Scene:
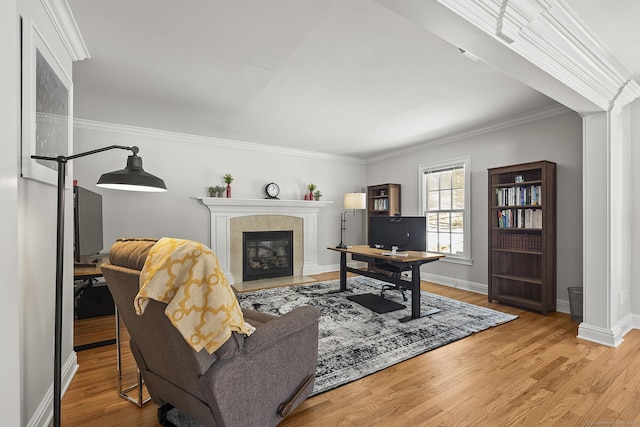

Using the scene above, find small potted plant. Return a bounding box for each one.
[223,173,234,197]
[307,183,316,200]
[313,190,322,201]
[208,185,225,197]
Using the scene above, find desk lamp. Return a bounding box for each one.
[336,192,366,248]
[32,145,166,427]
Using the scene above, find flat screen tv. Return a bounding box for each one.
[369,216,427,252]
[73,186,104,263]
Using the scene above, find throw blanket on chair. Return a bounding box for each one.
[135,237,255,354]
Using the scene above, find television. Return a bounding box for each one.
[369,216,427,252]
[73,186,104,263]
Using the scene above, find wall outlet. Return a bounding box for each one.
[619,289,628,306]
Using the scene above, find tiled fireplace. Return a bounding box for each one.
[243,230,293,281]
[197,198,332,285]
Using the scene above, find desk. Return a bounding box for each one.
[328,245,444,322]
[73,264,116,351]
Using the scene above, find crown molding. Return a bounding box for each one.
[73,118,366,164]
[437,0,640,110]
[366,104,572,163]
[41,0,90,61]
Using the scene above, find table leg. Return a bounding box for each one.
[400,263,421,323]
[340,252,347,292]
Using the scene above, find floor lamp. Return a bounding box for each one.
[32,145,166,427]
[336,192,366,248]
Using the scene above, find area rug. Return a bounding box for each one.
[167,277,516,425]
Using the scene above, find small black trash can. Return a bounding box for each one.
[568,287,583,322]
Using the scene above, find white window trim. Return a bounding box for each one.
[418,156,472,265]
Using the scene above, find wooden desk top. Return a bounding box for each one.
[74,264,103,278]
[328,245,444,263]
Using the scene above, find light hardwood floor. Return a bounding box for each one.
[65,273,640,426]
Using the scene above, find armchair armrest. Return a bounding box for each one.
[200,305,321,426]
[243,305,321,355]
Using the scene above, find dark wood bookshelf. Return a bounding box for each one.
[487,160,556,314]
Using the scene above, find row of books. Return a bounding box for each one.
[496,185,541,207]
[372,198,389,211]
[495,233,542,252]
[497,208,542,229]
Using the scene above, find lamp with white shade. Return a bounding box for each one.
[336,192,366,248]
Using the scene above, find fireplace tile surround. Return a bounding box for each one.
[197,198,332,286]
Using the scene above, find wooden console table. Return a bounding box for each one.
[328,245,444,322]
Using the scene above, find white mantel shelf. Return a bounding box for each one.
[196,197,333,284]
[197,197,333,212]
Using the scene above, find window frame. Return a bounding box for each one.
[418,156,472,265]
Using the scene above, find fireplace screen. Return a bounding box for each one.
[243,230,293,281]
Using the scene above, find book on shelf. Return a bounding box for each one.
[495,185,541,207]
[497,208,542,229]
[496,232,542,251]
[373,198,389,211]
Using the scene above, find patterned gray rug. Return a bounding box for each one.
[167,277,517,425]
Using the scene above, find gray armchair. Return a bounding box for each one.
[101,238,321,427]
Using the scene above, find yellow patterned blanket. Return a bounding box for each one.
[134,237,255,354]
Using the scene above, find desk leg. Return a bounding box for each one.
[400,263,422,323]
[340,252,347,292]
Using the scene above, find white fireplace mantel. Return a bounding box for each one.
[196,197,333,284]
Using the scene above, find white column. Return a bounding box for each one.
[579,106,633,347]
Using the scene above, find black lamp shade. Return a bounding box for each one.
[97,153,166,192]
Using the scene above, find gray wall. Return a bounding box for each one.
[73,122,368,268]
[366,110,583,305]
[74,109,583,311]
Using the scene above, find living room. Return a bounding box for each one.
[2,0,640,426]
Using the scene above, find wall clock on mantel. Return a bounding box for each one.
[264,182,280,199]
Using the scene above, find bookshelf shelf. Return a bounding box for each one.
[488,160,556,314]
[367,184,400,218]
[364,184,401,271]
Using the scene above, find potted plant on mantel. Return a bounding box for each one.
[223,173,234,198]
[208,185,225,197]
[307,183,316,200]
[313,190,322,201]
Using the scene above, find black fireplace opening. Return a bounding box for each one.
[243,230,293,282]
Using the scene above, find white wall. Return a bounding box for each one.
[72,123,367,268]
[17,0,78,425]
[366,110,583,307]
[1,0,23,425]
[631,99,640,320]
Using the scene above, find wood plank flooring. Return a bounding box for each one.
[64,273,640,426]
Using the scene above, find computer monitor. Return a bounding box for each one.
[73,186,104,263]
[368,216,427,252]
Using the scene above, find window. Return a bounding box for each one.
[419,157,471,264]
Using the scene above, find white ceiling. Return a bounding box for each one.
[69,0,639,159]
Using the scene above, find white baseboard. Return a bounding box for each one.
[29,352,78,427]
[419,272,487,295]
[577,323,624,348]
[315,267,614,321]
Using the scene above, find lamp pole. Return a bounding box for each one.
[32,145,165,427]
[336,210,348,249]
